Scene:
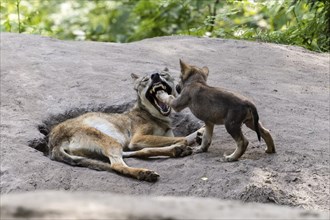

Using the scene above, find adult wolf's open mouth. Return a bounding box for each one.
[146,81,172,116]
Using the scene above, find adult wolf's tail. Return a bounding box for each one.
[50,145,112,171]
[250,104,261,141]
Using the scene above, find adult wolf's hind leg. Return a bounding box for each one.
[245,120,275,154]
[224,122,249,162]
[107,150,159,182]
[51,127,159,182]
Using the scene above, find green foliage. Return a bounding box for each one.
[1,0,329,52]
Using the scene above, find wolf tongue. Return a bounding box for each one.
[159,102,167,110]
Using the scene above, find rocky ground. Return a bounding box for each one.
[1,191,327,219]
[1,33,329,218]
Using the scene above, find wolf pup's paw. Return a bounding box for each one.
[137,170,160,182]
[223,154,239,162]
[265,147,276,154]
[156,91,169,102]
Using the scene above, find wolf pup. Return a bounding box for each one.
[157,60,275,161]
[48,68,202,182]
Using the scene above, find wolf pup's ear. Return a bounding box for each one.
[131,73,139,81]
[179,59,189,73]
[179,59,192,81]
[163,67,169,72]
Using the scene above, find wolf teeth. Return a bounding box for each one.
[152,84,166,93]
[154,100,170,114]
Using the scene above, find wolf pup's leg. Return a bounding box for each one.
[194,123,214,153]
[224,121,249,162]
[259,122,276,153]
[245,120,275,154]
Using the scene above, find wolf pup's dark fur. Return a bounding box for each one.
[157,60,275,161]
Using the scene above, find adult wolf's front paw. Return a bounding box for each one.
[195,130,204,146]
[137,170,160,182]
[173,145,193,157]
[193,146,208,154]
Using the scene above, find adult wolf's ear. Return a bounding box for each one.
[202,66,209,78]
[131,73,139,81]
[131,73,140,90]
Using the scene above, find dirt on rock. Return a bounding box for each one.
[1,33,329,212]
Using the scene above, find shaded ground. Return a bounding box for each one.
[1,33,329,211]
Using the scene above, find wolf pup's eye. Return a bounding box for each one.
[142,77,149,82]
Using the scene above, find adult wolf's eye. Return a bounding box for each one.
[160,73,169,79]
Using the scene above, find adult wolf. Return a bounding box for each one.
[48,68,202,182]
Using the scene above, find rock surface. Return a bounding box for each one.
[1,33,329,215]
[1,191,328,219]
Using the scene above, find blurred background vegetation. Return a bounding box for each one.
[1,0,329,52]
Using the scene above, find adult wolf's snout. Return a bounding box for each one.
[151,73,160,81]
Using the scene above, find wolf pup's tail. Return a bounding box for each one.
[250,104,261,142]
